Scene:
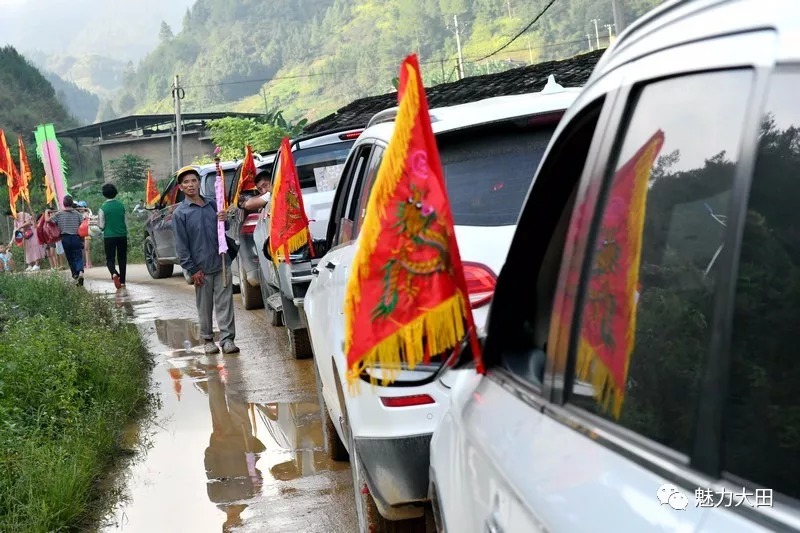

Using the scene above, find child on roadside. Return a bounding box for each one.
[0,245,13,272]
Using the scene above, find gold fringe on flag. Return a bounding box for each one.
[272,227,310,264]
[348,293,467,393]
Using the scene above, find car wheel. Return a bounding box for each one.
[144,236,174,279]
[239,258,263,310]
[314,361,349,461]
[322,398,348,461]
[287,327,312,359]
[259,277,283,326]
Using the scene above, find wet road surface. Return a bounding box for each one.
[85,265,357,533]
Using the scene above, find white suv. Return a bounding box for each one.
[430,1,800,532]
[304,85,579,530]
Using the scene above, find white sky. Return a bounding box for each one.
[0,0,194,62]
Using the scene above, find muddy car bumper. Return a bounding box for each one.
[354,434,432,515]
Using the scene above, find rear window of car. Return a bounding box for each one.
[439,120,557,226]
[203,169,238,198]
[293,141,355,191]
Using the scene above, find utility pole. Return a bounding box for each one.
[260,88,269,116]
[612,0,626,33]
[172,75,185,169]
[605,23,615,46]
[527,38,534,64]
[505,0,513,18]
[591,19,601,50]
[451,14,466,80]
[587,34,593,51]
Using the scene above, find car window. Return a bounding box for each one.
[488,101,604,387]
[329,144,372,247]
[569,70,753,455]
[203,169,237,200]
[354,145,385,237]
[294,141,354,191]
[725,70,800,500]
[438,119,557,227]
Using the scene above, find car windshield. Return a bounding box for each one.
[292,141,355,191]
[439,122,557,226]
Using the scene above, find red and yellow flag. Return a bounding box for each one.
[0,129,23,217]
[268,137,313,264]
[344,55,482,386]
[17,135,32,204]
[145,169,161,207]
[575,130,664,418]
[233,144,258,207]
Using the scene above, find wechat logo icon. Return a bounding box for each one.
[657,483,689,511]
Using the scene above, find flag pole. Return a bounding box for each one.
[214,156,228,288]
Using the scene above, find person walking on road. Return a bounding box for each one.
[47,195,85,285]
[98,183,128,289]
[172,167,240,354]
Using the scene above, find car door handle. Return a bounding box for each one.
[325,260,337,270]
[485,512,504,533]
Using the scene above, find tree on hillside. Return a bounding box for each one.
[159,22,174,44]
[206,117,290,160]
[105,154,151,192]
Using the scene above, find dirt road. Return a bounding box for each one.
[85,264,357,533]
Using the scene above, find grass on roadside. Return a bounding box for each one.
[0,273,151,532]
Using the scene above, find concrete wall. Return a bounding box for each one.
[99,132,214,182]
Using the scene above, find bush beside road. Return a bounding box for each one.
[0,274,151,532]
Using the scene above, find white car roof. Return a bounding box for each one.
[360,82,580,142]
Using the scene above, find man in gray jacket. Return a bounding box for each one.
[172,167,239,354]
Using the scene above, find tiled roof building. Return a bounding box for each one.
[304,49,604,134]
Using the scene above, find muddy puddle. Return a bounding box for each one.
[99,311,349,532]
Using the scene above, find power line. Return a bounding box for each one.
[180,37,586,92]
[474,0,559,62]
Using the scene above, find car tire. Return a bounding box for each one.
[260,277,283,326]
[312,354,348,461]
[323,400,348,461]
[239,258,264,310]
[287,327,312,359]
[144,235,174,279]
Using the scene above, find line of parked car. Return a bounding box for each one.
[143,1,800,531]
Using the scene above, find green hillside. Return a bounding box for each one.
[43,71,101,125]
[0,46,75,135]
[119,0,664,122]
[0,46,101,214]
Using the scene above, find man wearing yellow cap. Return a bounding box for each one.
[172,166,239,354]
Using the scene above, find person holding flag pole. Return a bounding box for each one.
[172,164,239,355]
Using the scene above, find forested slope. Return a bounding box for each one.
[119,0,663,121]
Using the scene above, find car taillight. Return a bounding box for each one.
[241,213,260,235]
[463,262,496,308]
[339,130,363,140]
[380,394,435,408]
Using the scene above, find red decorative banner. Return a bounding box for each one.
[344,55,482,387]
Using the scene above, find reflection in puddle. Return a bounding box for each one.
[102,317,346,532]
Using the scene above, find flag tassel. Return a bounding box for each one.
[272,227,309,264]
[348,292,467,391]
